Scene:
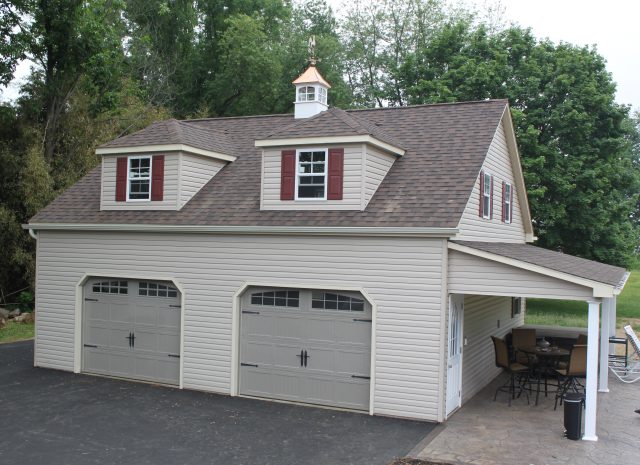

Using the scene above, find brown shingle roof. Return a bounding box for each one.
[99,119,239,157]
[452,241,628,287]
[30,100,508,228]
[264,107,405,150]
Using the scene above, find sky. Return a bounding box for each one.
[2,1,638,111]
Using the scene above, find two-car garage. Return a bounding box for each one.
[81,279,372,412]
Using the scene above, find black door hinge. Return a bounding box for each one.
[353,318,372,323]
[169,305,181,308]
[241,362,258,367]
[242,310,260,314]
[84,298,98,302]
[83,344,98,348]
[351,375,371,380]
[168,354,180,358]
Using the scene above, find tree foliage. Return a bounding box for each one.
[0,0,639,301]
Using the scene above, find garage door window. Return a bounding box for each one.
[139,282,178,298]
[312,292,364,311]
[92,280,128,294]
[251,290,299,307]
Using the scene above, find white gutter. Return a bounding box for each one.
[24,223,458,237]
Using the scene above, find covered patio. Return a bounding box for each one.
[447,241,630,441]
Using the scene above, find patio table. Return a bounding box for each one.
[519,346,570,405]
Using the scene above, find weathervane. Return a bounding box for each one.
[308,35,318,65]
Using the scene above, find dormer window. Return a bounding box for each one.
[298,86,316,102]
[128,156,151,200]
[296,149,326,199]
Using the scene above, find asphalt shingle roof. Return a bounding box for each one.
[452,241,628,287]
[30,100,508,227]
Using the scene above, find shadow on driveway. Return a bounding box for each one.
[0,341,433,465]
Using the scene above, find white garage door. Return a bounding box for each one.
[239,288,372,411]
[82,278,181,385]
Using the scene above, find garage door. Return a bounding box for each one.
[239,288,372,411]
[82,278,181,385]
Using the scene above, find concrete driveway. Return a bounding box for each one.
[0,341,433,465]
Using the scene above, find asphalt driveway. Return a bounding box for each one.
[0,341,433,465]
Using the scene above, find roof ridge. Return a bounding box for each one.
[263,108,330,139]
[327,107,369,134]
[346,99,509,113]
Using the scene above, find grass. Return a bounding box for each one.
[525,269,640,331]
[0,320,35,344]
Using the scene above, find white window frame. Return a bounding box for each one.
[318,86,327,104]
[126,155,152,202]
[297,85,316,102]
[503,182,512,224]
[294,148,327,201]
[482,172,492,219]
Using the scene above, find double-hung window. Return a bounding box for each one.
[482,172,492,219]
[128,156,151,200]
[296,149,326,199]
[503,182,512,223]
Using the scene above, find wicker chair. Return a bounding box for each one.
[554,344,587,410]
[491,336,530,406]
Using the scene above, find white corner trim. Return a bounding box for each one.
[25,223,459,237]
[447,242,617,297]
[73,273,186,388]
[255,135,405,157]
[230,281,378,415]
[96,144,237,162]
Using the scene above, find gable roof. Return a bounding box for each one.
[98,119,239,158]
[450,240,628,288]
[292,65,331,87]
[260,107,405,152]
[29,100,509,228]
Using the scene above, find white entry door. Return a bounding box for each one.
[446,294,464,416]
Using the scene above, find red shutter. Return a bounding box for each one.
[327,148,344,200]
[478,170,484,217]
[115,157,127,202]
[490,175,494,219]
[280,150,296,200]
[151,155,164,201]
[509,183,514,223]
[501,181,506,222]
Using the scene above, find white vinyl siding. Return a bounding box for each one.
[34,231,446,422]
[364,146,396,208]
[179,153,226,209]
[448,250,594,300]
[101,154,179,210]
[459,295,524,404]
[455,120,526,242]
[261,145,363,210]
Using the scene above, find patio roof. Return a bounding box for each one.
[449,241,629,297]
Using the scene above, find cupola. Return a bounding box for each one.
[293,39,331,119]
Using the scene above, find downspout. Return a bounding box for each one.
[28,228,38,240]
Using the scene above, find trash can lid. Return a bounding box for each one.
[564,392,584,402]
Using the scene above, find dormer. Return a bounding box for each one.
[96,119,237,211]
[255,107,405,211]
[293,65,330,119]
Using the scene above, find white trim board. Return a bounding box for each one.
[96,144,237,162]
[447,242,617,298]
[255,135,405,157]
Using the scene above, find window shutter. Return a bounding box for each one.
[280,150,296,200]
[501,181,506,222]
[327,148,344,200]
[490,175,494,219]
[509,183,514,223]
[478,170,484,217]
[115,157,127,202]
[151,155,165,201]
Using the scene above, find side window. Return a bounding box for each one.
[128,156,151,200]
[503,182,512,224]
[139,282,178,298]
[318,87,327,104]
[297,86,315,102]
[312,292,365,311]
[92,280,128,294]
[251,290,300,308]
[482,172,492,219]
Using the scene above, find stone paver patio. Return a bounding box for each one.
[415,373,639,465]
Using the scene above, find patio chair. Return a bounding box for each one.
[609,325,640,384]
[491,336,530,406]
[512,328,537,365]
[554,344,586,410]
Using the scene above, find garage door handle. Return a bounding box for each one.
[83,344,98,348]
[241,363,258,367]
[242,310,260,315]
[353,318,372,323]
[168,354,180,358]
[84,298,98,302]
[351,375,371,380]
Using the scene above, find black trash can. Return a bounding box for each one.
[563,392,584,440]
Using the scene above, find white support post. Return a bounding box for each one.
[599,298,610,393]
[583,300,600,441]
[609,295,617,352]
